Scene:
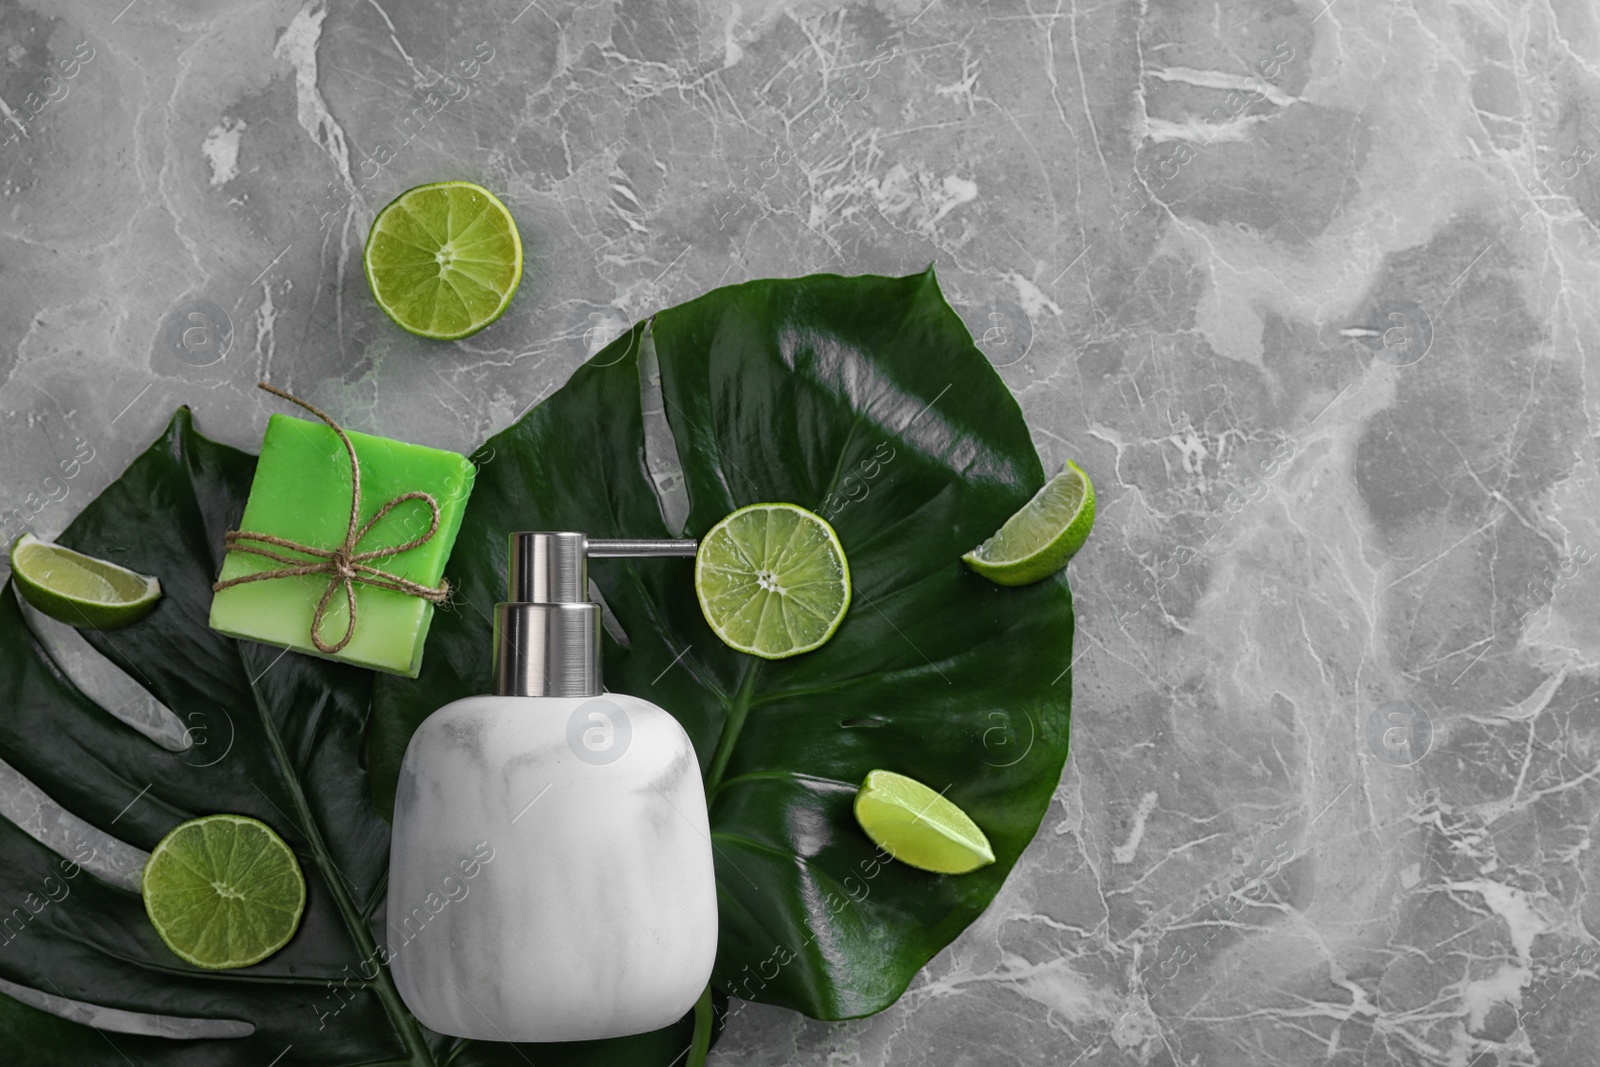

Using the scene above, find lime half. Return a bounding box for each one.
[363,181,523,340]
[9,533,162,629]
[142,814,306,970]
[695,503,850,659]
[962,459,1095,587]
[854,769,995,875]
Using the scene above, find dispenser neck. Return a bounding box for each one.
[489,532,696,698]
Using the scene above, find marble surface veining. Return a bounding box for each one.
[2,0,1599,1064]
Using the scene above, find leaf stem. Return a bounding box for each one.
[704,660,759,791]
[250,688,437,1067]
[687,982,714,1067]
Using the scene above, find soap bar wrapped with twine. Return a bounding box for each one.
[212,382,451,656]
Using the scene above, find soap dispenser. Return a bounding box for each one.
[388,532,718,1042]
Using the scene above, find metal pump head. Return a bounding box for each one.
[491,532,697,698]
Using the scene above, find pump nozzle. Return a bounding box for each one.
[493,532,698,698]
[586,539,698,558]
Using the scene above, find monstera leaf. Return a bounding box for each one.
[0,410,717,1065]
[0,268,1074,1065]
[370,268,1075,1020]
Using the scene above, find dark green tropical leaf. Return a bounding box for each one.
[371,267,1075,1021]
[0,409,717,1065]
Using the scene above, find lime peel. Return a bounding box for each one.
[962,458,1095,587]
[9,533,162,629]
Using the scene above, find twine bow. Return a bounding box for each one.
[211,382,451,655]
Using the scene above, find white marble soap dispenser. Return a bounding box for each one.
[388,532,718,1042]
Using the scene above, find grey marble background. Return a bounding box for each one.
[3,0,1600,1064]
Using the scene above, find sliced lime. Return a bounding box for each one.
[853,769,995,875]
[962,458,1095,586]
[694,503,850,659]
[363,180,523,340]
[141,814,306,970]
[9,533,162,629]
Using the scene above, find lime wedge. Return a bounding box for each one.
[694,502,851,659]
[142,814,306,970]
[854,769,995,875]
[9,533,162,629]
[962,458,1095,586]
[363,180,523,340]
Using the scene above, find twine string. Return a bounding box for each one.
[211,382,450,655]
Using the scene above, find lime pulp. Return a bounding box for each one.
[694,503,851,659]
[853,769,995,875]
[362,181,523,341]
[141,814,306,970]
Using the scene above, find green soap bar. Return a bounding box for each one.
[208,413,475,678]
